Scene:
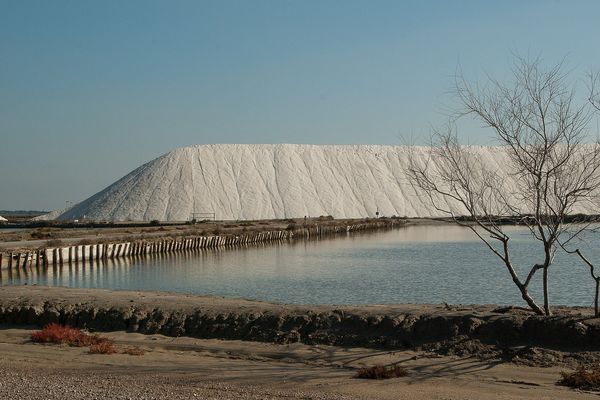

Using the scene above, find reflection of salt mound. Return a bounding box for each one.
[46,143,517,222]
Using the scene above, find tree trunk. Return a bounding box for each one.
[543,266,551,316]
[595,279,599,318]
[517,284,545,315]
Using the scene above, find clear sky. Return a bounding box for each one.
[1,0,600,210]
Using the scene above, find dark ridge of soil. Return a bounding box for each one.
[1,286,599,367]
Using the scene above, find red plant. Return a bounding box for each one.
[122,346,145,356]
[89,342,118,355]
[31,323,108,347]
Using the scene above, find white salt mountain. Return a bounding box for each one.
[46,143,518,222]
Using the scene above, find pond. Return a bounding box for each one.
[2,224,599,306]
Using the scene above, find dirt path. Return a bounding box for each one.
[0,327,593,400]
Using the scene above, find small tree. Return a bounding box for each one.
[559,227,600,317]
[408,57,600,315]
[558,72,600,317]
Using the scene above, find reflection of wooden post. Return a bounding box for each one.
[23,252,30,270]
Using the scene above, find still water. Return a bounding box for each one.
[2,225,599,306]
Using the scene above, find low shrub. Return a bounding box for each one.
[286,223,296,231]
[558,365,600,390]
[89,342,118,355]
[317,215,334,221]
[31,323,106,347]
[122,346,145,356]
[31,324,146,356]
[355,365,407,380]
[30,231,52,239]
[45,239,63,247]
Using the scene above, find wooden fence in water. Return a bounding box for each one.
[0,220,400,275]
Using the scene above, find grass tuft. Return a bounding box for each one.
[355,365,407,380]
[558,365,600,390]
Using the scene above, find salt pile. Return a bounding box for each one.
[44,144,516,221]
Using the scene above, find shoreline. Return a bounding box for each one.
[0,217,408,268]
[1,285,599,366]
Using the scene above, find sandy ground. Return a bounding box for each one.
[0,327,595,400]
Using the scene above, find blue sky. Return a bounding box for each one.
[1,0,600,210]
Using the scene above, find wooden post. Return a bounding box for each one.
[23,252,30,270]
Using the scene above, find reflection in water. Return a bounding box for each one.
[2,225,600,306]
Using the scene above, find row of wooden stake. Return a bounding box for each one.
[0,221,399,274]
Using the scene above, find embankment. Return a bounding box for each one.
[1,286,598,354]
[0,219,400,270]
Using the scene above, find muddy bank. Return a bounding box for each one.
[0,286,598,354]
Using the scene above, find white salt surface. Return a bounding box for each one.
[46,144,520,221]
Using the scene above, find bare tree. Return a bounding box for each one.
[408,57,600,316]
[590,71,600,111]
[559,225,600,317]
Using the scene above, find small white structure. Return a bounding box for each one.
[0,215,7,223]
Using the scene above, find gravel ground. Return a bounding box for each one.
[0,364,358,400]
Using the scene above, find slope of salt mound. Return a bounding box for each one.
[49,144,522,221]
